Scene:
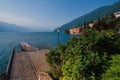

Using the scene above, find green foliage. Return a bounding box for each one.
[47,29,120,80]
[49,13,120,79]
[115,17,120,31]
[46,44,67,80]
[102,55,120,80]
[93,15,118,31]
[93,29,120,55]
[46,50,62,80]
[60,29,112,80]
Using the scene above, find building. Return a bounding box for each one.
[114,11,120,18]
[88,22,94,28]
[69,27,83,34]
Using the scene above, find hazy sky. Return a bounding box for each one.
[0,0,119,31]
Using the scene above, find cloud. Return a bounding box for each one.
[0,12,34,27]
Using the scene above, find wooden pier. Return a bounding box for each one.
[20,42,39,51]
[6,42,52,80]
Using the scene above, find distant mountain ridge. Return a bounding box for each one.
[0,21,32,32]
[59,1,120,32]
[0,21,52,32]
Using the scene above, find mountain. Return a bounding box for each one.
[0,22,31,32]
[59,1,120,32]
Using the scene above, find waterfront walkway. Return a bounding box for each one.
[10,49,52,80]
[11,52,38,80]
[7,42,52,80]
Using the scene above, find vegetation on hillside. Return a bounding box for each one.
[58,1,120,32]
[48,14,120,80]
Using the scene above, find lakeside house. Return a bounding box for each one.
[69,22,94,34]
[88,22,94,28]
[114,11,120,18]
[69,27,83,34]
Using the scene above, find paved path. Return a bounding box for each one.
[29,49,50,72]
[11,52,38,80]
[10,50,52,80]
[29,49,51,80]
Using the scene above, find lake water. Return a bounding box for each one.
[0,32,70,75]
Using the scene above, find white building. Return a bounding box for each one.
[114,11,120,18]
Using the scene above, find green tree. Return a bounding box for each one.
[47,29,120,80]
[60,29,113,80]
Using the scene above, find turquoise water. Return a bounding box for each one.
[0,32,70,74]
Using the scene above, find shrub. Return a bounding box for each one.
[47,29,120,80]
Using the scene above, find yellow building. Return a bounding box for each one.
[69,27,83,34]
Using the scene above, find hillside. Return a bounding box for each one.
[59,1,120,32]
[0,22,31,32]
